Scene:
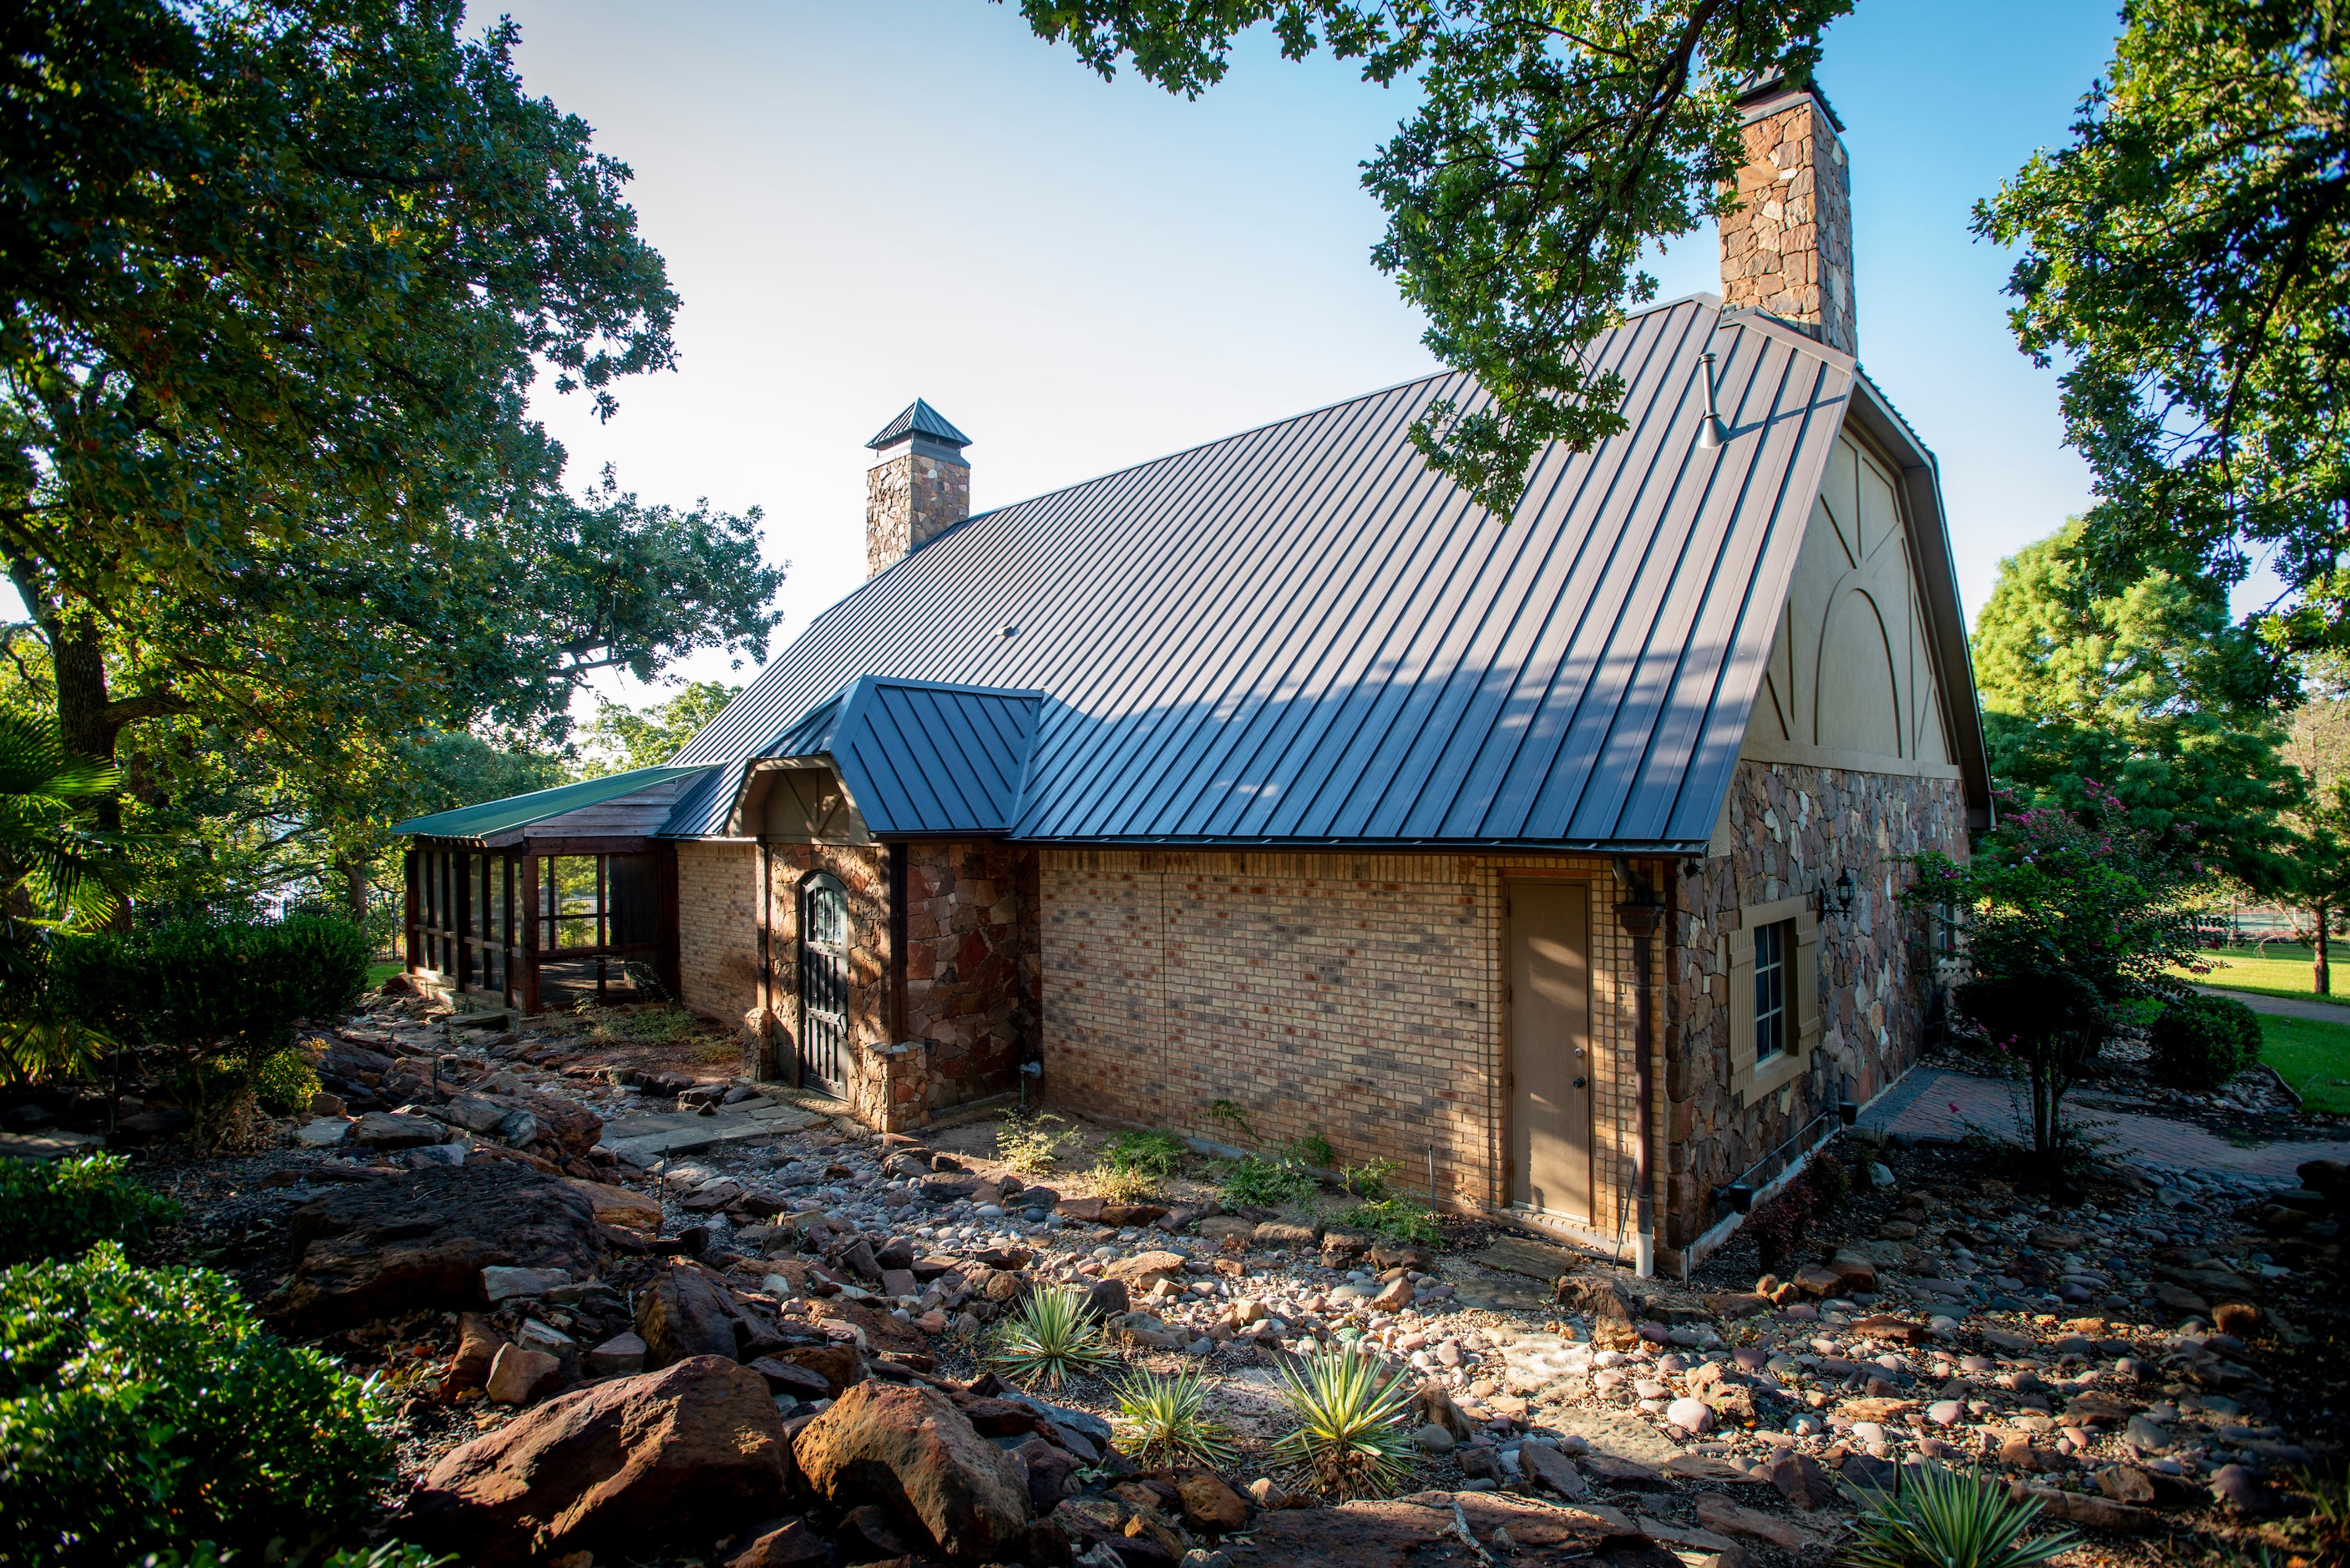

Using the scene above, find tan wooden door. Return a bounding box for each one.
[1508,881,1593,1219]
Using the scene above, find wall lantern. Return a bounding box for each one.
[1819,867,1856,920]
[1721,1181,1758,1215]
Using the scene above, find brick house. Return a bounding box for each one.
[396,79,1988,1276]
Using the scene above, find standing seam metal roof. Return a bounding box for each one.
[673,297,1909,850]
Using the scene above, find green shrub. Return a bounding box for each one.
[51,913,372,1067]
[0,1244,389,1565]
[1333,1195,1440,1247]
[1340,1157,1397,1199]
[2148,994,2263,1090]
[0,1153,180,1267]
[51,915,369,1146]
[1220,1157,1319,1208]
[995,1110,1083,1173]
[1275,1131,1334,1169]
[1099,1129,1189,1177]
[252,1046,324,1116]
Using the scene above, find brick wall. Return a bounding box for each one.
[1668,759,1969,1259]
[676,842,761,1029]
[1038,849,1659,1244]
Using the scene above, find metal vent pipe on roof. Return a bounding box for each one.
[1695,352,1729,449]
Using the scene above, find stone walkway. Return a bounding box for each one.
[2193,983,2350,1024]
[1861,1066,2350,1184]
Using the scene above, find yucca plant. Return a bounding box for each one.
[1113,1368,1236,1469]
[987,1286,1117,1389]
[1841,1462,2077,1568]
[1271,1343,1416,1499]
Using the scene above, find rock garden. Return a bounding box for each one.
[6,966,2347,1568]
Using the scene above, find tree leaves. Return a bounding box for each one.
[1976,0,2350,651]
[1002,0,1849,514]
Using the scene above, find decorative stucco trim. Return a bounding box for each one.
[1738,735,1963,781]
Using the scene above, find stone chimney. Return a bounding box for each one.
[1718,76,1855,356]
[864,398,972,578]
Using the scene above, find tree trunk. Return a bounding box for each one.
[2317,908,2332,996]
[342,858,369,923]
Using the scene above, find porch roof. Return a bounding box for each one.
[391,765,716,841]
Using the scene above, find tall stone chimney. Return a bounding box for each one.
[1718,75,1855,357]
[864,398,972,578]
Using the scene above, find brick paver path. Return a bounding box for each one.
[1862,1067,2350,1184]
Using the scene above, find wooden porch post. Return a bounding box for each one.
[403,846,421,973]
[519,849,543,1017]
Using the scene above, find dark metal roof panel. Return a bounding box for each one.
[866,398,970,451]
[672,297,1862,849]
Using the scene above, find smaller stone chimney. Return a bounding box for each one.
[864,398,972,578]
[1719,75,1855,357]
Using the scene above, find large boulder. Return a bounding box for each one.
[268,1163,605,1333]
[794,1381,1031,1560]
[472,1075,603,1153]
[408,1357,794,1565]
[637,1262,747,1367]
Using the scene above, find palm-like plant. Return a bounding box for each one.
[0,714,137,1081]
[987,1287,1117,1389]
[1113,1368,1236,1469]
[1271,1343,1416,1499]
[1841,1462,2077,1568]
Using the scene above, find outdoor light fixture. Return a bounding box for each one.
[1695,352,1729,448]
[1837,1099,1860,1127]
[1723,1181,1757,1215]
[1818,867,1857,920]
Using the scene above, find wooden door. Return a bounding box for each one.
[798,874,849,1093]
[1508,881,1593,1220]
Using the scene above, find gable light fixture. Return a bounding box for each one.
[1695,351,1729,449]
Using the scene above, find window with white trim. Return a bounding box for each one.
[1753,917,1795,1063]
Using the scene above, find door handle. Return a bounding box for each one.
[1573,1077,1588,1090]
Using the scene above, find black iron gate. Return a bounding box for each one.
[798,873,848,1092]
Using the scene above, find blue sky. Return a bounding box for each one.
[31,3,2135,707]
[474,0,2130,706]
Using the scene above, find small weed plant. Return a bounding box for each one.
[1272,1343,1416,1499]
[1089,1161,1160,1204]
[1275,1131,1334,1169]
[1112,1368,1235,1469]
[1208,1098,1259,1144]
[1220,1157,1318,1208]
[1099,1129,1189,1177]
[251,1045,322,1116]
[1340,1157,1397,1198]
[1841,1462,2076,1568]
[988,1286,1117,1389]
[1335,1195,1440,1247]
[997,1110,1083,1173]
[0,1153,180,1267]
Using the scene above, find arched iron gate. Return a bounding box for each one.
[798,873,848,1093]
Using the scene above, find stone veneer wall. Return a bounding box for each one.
[1037,849,1658,1247]
[901,841,1040,1114]
[1719,89,1855,357]
[1665,759,1968,1261]
[864,450,971,579]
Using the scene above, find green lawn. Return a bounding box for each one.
[366,959,404,987]
[2171,943,2350,1007]
[2256,1014,2350,1115]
